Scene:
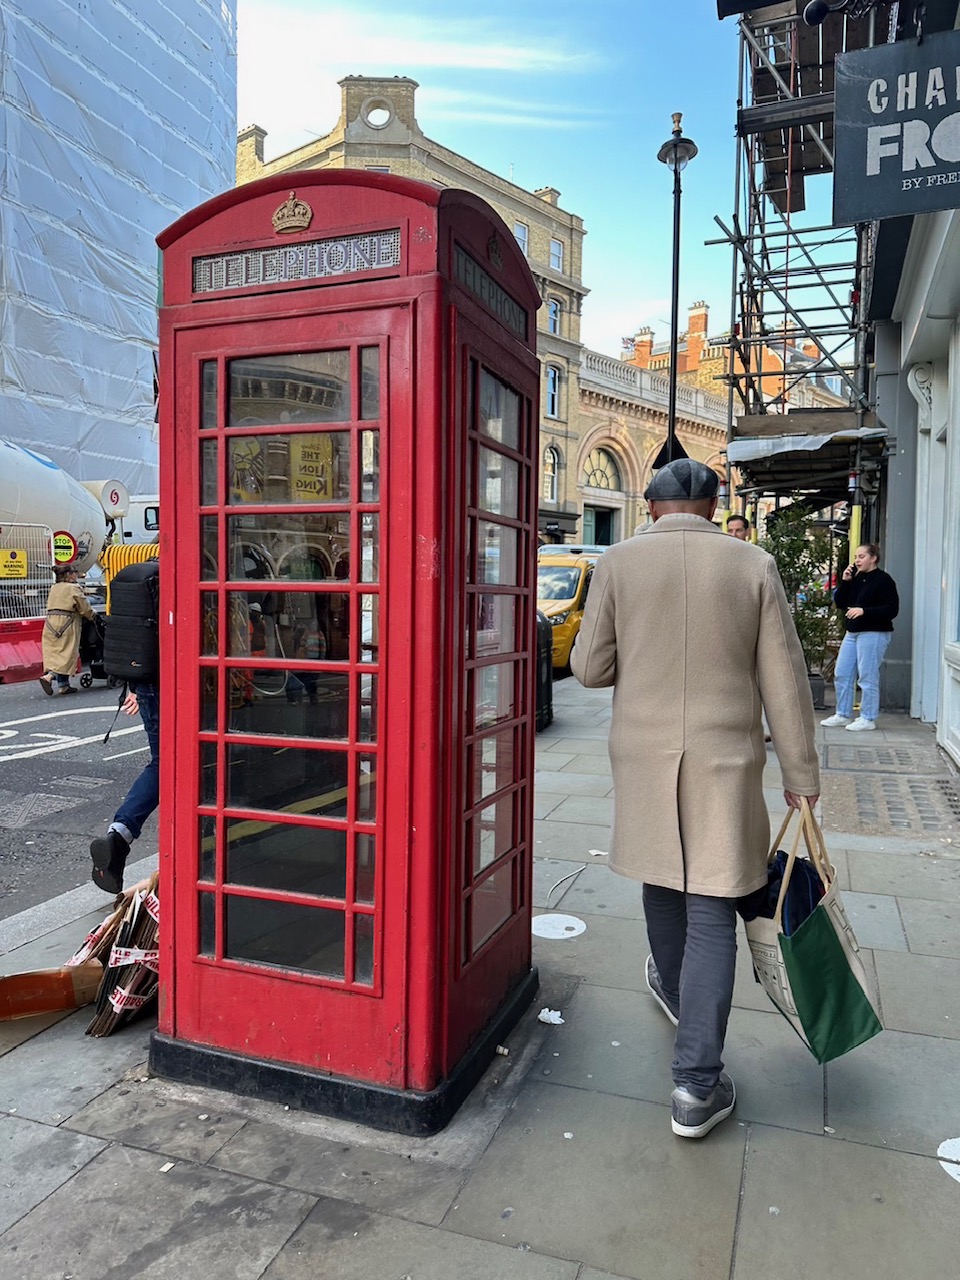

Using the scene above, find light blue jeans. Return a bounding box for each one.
[834,631,892,722]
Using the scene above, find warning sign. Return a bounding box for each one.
[52,531,78,564]
[0,550,28,579]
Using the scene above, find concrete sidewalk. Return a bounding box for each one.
[2,678,960,1279]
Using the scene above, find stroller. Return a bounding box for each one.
[78,613,118,689]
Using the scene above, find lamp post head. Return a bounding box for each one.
[657,112,698,172]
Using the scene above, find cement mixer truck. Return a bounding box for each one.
[0,438,130,682]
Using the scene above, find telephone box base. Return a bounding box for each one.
[149,967,538,1136]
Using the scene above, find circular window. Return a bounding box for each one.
[582,448,622,491]
[362,98,393,129]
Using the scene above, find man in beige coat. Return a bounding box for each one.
[571,459,820,1138]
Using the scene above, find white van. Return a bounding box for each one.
[120,495,159,544]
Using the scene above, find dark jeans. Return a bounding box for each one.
[114,683,159,842]
[643,884,738,1098]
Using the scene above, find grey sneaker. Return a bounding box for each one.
[645,954,679,1026]
[671,1072,736,1138]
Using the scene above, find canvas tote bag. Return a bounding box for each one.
[744,798,883,1064]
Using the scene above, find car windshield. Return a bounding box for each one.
[537,566,580,601]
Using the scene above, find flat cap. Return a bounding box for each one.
[644,458,719,501]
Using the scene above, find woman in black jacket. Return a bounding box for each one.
[821,543,899,732]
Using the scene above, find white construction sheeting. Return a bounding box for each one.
[727,427,886,463]
[0,1,237,492]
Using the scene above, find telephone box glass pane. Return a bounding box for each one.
[354,913,375,985]
[199,892,215,957]
[355,832,376,904]
[225,820,347,898]
[201,440,218,506]
[357,755,377,821]
[359,595,380,663]
[473,793,515,873]
[227,433,351,505]
[228,351,350,425]
[478,369,520,450]
[200,741,217,806]
[476,595,517,658]
[360,514,379,582]
[226,745,348,817]
[471,864,515,953]
[360,347,380,420]
[358,672,378,742]
[228,513,351,581]
[225,592,350,663]
[225,896,345,978]
[201,518,218,579]
[476,521,518,585]
[201,593,218,655]
[201,361,218,429]
[199,815,216,882]
[473,729,516,804]
[478,448,520,519]
[229,672,350,739]
[200,667,217,732]
[474,663,516,730]
[360,431,380,501]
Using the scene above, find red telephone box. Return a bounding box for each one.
[149,172,542,1133]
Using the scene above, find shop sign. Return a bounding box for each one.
[835,30,960,224]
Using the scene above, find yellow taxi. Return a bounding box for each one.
[536,546,605,671]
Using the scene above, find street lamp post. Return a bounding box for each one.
[656,112,698,466]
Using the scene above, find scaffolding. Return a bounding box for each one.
[712,1,895,507]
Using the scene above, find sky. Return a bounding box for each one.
[236,0,746,358]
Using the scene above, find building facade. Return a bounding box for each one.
[237,76,588,541]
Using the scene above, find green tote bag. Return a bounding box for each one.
[745,800,883,1065]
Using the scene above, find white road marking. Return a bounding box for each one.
[30,733,80,742]
[104,746,149,761]
[0,705,118,730]
[0,724,142,761]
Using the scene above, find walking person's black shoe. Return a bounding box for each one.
[90,830,130,894]
[39,675,53,696]
[671,1072,736,1138]
[645,954,680,1026]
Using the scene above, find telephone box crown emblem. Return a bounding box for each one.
[487,235,503,270]
[272,191,313,234]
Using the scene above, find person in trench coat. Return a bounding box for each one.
[571,459,820,1139]
[40,563,96,695]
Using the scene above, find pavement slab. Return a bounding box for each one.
[262,1196,580,1279]
[872,950,960,1038]
[0,1143,315,1280]
[841,891,908,951]
[846,847,960,901]
[210,1116,466,1225]
[533,912,645,992]
[559,753,614,775]
[0,1007,152,1123]
[825,1027,960,1157]
[897,897,960,958]
[0,1010,69,1057]
[63,1086,249,1163]
[0,1115,105,1236]
[533,819,612,863]
[541,794,614,825]
[534,770,613,797]
[549,862,645,919]
[0,907,109,976]
[449,1080,745,1280]
[732,1125,960,1280]
[533,859,587,909]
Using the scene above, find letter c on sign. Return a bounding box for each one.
[867,78,889,114]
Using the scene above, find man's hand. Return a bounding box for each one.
[845,607,864,620]
[121,692,140,717]
[784,790,819,810]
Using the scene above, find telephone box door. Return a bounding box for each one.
[168,309,412,1084]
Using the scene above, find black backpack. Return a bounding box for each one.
[103,560,160,684]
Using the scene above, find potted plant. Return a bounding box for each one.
[760,504,834,708]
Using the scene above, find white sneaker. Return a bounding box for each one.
[846,717,876,732]
[821,714,852,727]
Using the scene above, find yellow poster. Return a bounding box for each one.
[0,550,28,578]
[289,434,334,501]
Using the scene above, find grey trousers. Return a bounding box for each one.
[642,884,738,1099]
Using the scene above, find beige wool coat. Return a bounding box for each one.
[41,581,96,676]
[570,514,820,898]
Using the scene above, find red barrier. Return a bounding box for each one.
[0,618,43,683]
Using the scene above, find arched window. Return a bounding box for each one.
[547,298,562,335]
[582,448,621,491]
[545,365,561,419]
[542,446,559,503]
